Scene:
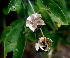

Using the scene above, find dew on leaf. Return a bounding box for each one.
[15,4,19,6]
[12,6,16,9]
[16,49,18,51]
[41,0,43,3]
[49,8,50,9]
[23,32,25,34]
[61,10,62,11]
[58,18,60,20]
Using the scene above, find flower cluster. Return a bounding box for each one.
[26,13,53,52]
[35,37,53,51]
[26,13,45,32]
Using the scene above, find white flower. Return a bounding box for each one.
[35,43,39,51]
[35,37,53,51]
[26,13,45,32]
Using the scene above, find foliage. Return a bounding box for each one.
[0,0,70,58]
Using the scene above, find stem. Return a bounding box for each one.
[48,49,53,58]
[40,28,44,37]
[28,0,35,14]
[28,0,45,37]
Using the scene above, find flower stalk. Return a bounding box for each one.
[28,0,45,37]
[28,0,35,14]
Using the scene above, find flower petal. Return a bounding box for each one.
[27,16,31,21]
[35,43,39,51]
[26,13,45,32]
[37,19,45,25]
[26,20,31,27]
[29,24,37,32]
[34,13,41,19]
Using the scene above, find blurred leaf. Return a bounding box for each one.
[26,28,36,41]
[37,0,68,25]
[61,38,70,45]
[66,11,70,23]
[26,2,40,15]
[4,19,25,58]
[8,0,22,13]
[2,7,9,15]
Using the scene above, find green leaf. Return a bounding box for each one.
[26,28,36,41]
[42,26,53,38]
[53,0,67,13]
[0,26,12,42]
[0,19,24,42]
[4,19,25,58]
[40,9,54,30]
[26,2,40,15]
[17,2,26,18]
[2,7,9,15]
[37,0,68,25]
[10,19,23,27]
[8,0,22,13]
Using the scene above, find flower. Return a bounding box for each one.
[35,37,53,51]
[26,13,45,32]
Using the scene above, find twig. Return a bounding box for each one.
[40,28,44,37]
[28,0,45,37]
[28,0,35,14]
[48,49,53,58]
